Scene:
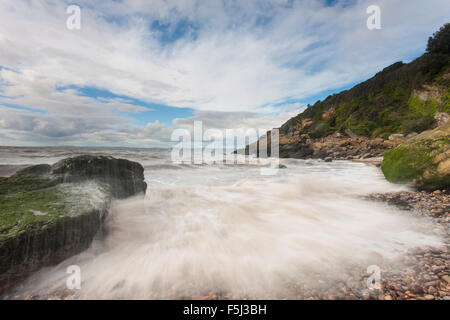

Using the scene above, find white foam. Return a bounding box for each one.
[10,156,442,299]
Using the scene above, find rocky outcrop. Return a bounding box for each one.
[256,33,450,161]
[240,130,402,161]
[50,155,147,199]
[381,123,450,190]
[0,155,146,293]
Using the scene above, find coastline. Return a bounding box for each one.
[0,153,448,300]
[360,191,449,300]
[350,157,384,167]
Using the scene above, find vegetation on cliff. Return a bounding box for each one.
[427,23,450,55]
[280,25,450,140]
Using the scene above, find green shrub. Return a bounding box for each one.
[408,95,438,115]
[427,23,450,54]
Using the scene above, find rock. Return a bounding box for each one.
[384,295,393,300]
[381,122,450,190]
[424,295,435,300]
[51,155,146,199]
[345,129,359,139]
[0,155,147,294]
[428,286,437,295]
[15,164,51,176]
[424,280,440,287]
[30,210,47,216]
[406,132,418,139]
[434,112,450,127]
[442,275,450,284]
[388,134,405,141]
[278,164,287,169]
[324,157,333,162]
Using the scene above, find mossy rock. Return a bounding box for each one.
[0,174,57,195]
[381,123,450,190]
[0,180,111,242]
[0,177,111,293]
[0,155,147,294]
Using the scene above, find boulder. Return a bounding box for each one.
[344,129,359,139]
[434,112,449,127]
[406,132,418,139]
[0,155,147,293]
[381,123,450,190]
[388,134,405,141]
[50,155,147,198]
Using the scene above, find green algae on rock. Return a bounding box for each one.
[381,123,450,190]
[0,155,146,293]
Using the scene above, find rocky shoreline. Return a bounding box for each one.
[278,131,404,161]
[0,155,147,294]
[5,188,448,301]
[1,155,448,300]
[179,190,450,300]
[216,190,450,300]
[360,191,449,300]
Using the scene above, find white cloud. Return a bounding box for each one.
[0,0,449,146]
[173,108,301,132]
[0,104,299,148]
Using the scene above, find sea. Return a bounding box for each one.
[0,146,443,299]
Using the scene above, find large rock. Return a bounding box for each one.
[50,155,147,199]
[0,155,146,293]
[381,123,450,190]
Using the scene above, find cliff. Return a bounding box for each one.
[241,26,450,162]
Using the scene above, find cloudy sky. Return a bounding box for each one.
[0,0,449,148]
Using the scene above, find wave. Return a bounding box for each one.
[8,168,442,299]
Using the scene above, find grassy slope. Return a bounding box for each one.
[280,53,450,139]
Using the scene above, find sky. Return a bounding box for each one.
[0,0,449,148]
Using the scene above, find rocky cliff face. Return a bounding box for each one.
[279,53,449,141]
[276,131,403,161]
[0,155,146,293]
[239,128,405,161]
[240,50,449,161]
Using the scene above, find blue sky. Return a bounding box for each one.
[0,0,449,147]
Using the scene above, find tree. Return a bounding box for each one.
[427,23,450,54]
